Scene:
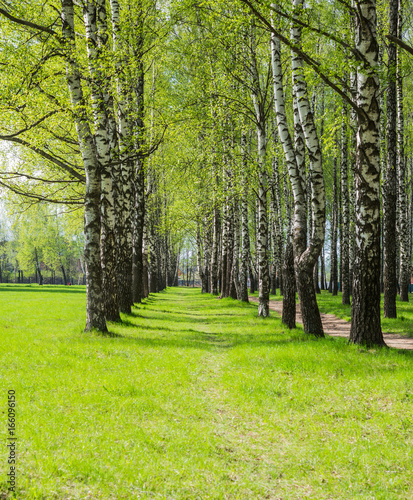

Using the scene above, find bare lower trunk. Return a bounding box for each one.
[257,134,270,317]
[350,0,385,346]
[320,249,325,290]
[313,260,320,294]
[341,96,350,305]
[282,239,296,329]
[330,156,338,296]
[220,196,228,298]
[274,151,284,295]
[211,205,220,295]
[383,0,398,317]
[230,198,241,299]
[271,1,325,336]
[84,0,120,322]
[142,210,149,298]
[132,159,145,303]
[111,0,133,313]
[202,216,211,294]
[240,135,250,303]
[196,222,206,293]
[251,25,269,316]
[397,9,409,302]
[34,247,43,286]
[62,0,106,332]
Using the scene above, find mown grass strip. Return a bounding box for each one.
[0,285,412,499]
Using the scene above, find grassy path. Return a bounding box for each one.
[1,286,413,499]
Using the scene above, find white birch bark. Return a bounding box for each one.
[383,0,398,316]
[132,14,145,304]
[83,0,120,322]
[397,4,409,301]
[231,197,241,299]
[274,146,284,295]
[210,204,220,295]
[61,0,106,332]
[251,22,270,317]
[271,8,324,336]
[240,132,250,302]
[349,0,385,346]
[110,0,133,312]
[341,96,350,305]
[291,0,325,266]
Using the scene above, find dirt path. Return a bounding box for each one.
[249,297,413,350]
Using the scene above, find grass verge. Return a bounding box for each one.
[0,285,412,499]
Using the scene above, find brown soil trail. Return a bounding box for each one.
[249,297,413,350]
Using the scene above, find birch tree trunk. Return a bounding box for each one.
[61,0,106,332]
[230,197,241,299]
[142,208,149,298]
[226,194,235,298]
[272,21,323,335]
[220,178,229,298]
[34,247,43,286]
[397,4,409,301]
[282,237,296,329]
[349,72,357,298]
[349,0,385,346]
[133,157,145,303]
[210,204,220,295]
[320,248,325,290]
[341,97,350,305]
[132,33,145,304]
[271,28,302,328]
[274,149,284,295]
[110,0,133,313]
[330,155,338,296]
[383,0,398,317]
[283,161,296,327]
[251,23,270,317]
[290,0,325,336]
[83,0,120,322]
[202,215,211,294]
[240,133,250,302]
[269,170,277,296]
[196,222,206,292]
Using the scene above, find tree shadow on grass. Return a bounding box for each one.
[117,319,176,333]
[104,330,320,351]
[394,349,413,358]
[105,290,413,357]
[103,312,318,351]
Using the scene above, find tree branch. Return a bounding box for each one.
[238,0,367,121]
[267,2,366,63]
[0,136,85,182]
[0,180,83,205]
[386,34,413,57]
[0,111,60,139]
[0,171,81,184]
[0,8,59,37]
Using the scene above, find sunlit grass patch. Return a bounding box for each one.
[0,285,412,499]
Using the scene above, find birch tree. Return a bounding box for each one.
[61,0,107,332]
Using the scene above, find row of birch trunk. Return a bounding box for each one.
[61,0,178,332]
[1,0,412,346]
[192,0,412,347]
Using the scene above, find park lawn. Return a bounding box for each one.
[0,285,412,499]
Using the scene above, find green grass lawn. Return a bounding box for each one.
[1,285,413,499]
